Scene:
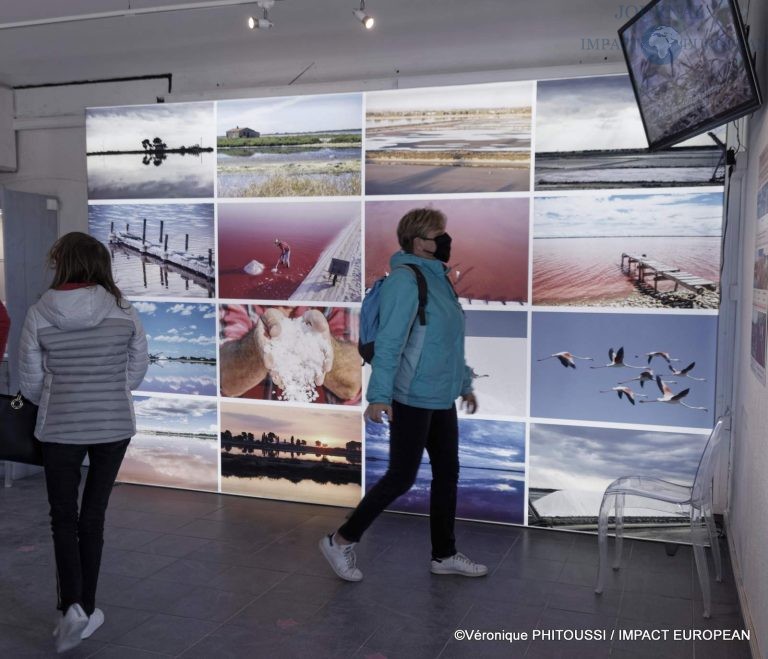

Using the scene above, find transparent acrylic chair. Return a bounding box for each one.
[594,415,728,618]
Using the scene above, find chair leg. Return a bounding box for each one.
[703,501,722,582]
[595,493,614,595]
[613,493,625,571]
[692,508,712,618]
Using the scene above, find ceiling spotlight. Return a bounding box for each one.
[248,0,275,30]
[353,1,374,29]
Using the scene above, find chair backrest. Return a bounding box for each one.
[690,416,728,507]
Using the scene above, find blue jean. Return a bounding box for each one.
[42,439,130,614]
[338,401,459,559]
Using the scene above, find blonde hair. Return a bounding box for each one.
[396,208,446,253]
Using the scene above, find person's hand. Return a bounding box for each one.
[461,393,478,414]
[254,308,291,371]
[302,309,334,386]
[365,403,393,423]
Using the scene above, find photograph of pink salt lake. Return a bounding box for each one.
[365,197,529,306]
[217,200,361,303]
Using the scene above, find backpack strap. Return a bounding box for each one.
[401,263,428,326]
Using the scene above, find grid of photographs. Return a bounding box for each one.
[87,74,722,536]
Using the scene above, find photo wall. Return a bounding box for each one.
[87,73,723,537]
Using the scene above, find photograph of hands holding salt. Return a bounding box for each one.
[219,303,362,405]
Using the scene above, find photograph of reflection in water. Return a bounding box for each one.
[133,302,217,396]
[535,75,725,190]
[364,417,526,525]
[220,402,362,506]
[217,93,362,197]
[89,202,215,298]
[86,102,215,199]
[528,422,708,541]
[121,395,219,492]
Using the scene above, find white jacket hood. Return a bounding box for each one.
[36,286,119,331]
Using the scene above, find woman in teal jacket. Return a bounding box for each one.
[319,208,487,581]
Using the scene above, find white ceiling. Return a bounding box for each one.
[0,0,629,92]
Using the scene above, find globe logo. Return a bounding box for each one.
[641,25,683,64]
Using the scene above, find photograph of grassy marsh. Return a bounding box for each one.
[217,93,362,197]
[365,81,533,194]
[535,75,725,190]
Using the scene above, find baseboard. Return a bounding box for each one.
[725,515,763,658]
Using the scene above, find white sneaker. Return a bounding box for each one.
[431,552,488,577]
[81,608,105,639]
[53,603,88,653]
[318,533,363,582]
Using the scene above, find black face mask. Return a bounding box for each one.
[426,232,452,262]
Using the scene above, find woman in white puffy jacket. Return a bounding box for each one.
[18,232,148,653]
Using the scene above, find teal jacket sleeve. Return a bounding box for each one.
[365,268,419,404]
[461,364,473,397]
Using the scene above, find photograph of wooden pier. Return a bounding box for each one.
[365,81,532,195]
[365,417,526,525]
[220,402,362,506]
[133,302,217,396]
[534,75,726,190]
[531,311,717,429]
[218,200,361,302]
[528,423,708,539]
[120,395,219,492]
[217,93,362,197]
[365,198,529,306]
[86,102,215,199]
[532,191,723,309]
[89,202,215,298]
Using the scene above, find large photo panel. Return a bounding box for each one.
[365,417,526,524]
[218,200,361,302]
[464,310,527,417]
[531,311,717,428]
[133,302,217,396]
[528,422,708,539]
[219,304,361,405]
[86,102,215,199]
[217,93,362,198]
[120,395,219,492]
[365,81,533,194]
[220,401,362,506]
[534,75,725,190]
[533,190,722,309]
[89,202,215,298]
[365,198,529,306]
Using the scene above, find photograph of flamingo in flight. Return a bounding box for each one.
[531,311,716,427]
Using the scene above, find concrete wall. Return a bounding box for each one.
[728,0,768,655]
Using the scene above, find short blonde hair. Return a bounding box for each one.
[397,208,446,253]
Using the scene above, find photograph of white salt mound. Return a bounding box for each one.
[264,316,332,403]
[244,259,265,275]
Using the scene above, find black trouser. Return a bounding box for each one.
[339,401,459,559]
[41,439,130,615]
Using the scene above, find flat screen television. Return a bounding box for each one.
[618,0,762,150]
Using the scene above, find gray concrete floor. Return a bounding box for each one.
[0,474,751,658]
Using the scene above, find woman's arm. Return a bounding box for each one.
[365,269,419,405]
[126,306,150,390]
[18,308,45,404]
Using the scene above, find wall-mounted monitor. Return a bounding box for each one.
[619,0,761,150]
